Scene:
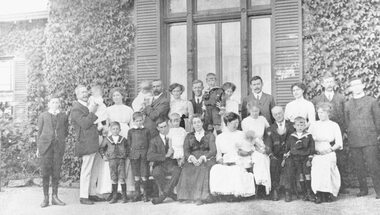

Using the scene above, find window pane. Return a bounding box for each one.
[169,24,188,99]
[251,0,271,6]
[0,60,12,91]
[197,0,240,11]
[197,24,216,84]
[251,17,271,94]
[169,0,186,13]
[222,22,241,102]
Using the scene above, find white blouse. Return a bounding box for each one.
[215,130,246,163]
[241,116,270,139]
[284,98,315,123]
[308,120,343,152]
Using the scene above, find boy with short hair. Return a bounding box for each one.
[127,111,151,202]
[100,122,129,204]
[202,73,225,134]
[283,116,315,202]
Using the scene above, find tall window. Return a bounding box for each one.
[165,0,272,101]
[0,59,13,91]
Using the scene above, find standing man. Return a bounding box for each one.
[345,77,380,199]
[190,80,204,115]
[143,80,170,137]
[312,73,349,194]
[70,85,99,205]
[148,118,181,205]
[242,76,276,124]
[266,106,294,201]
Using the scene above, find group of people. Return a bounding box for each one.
[36,72,380,208]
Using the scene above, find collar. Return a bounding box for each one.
[77,100,88,107]
[325,91,334,97]
[48,109,60,115]
[353,92,365,99]
[195,129,205,136]
[291,131,309,139]
[132,125,144,129]
[107,135,124,144]
[276,120,285,126]
[153,92,163,100]
[253,91,263,99]
[195,95,203,100]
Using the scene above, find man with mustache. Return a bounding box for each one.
[242,76,276,124]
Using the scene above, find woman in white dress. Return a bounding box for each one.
[168,83,194,132]
[284,82,315,125]
[96,87,135,196]
[308,102,342,204]
[209,112,256,201]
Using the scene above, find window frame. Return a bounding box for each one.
[0,56,15,93]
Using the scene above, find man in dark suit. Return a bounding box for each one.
[345,77,380,199]
[37,97,68,207]
[143,80,170,137]
[312,73,349,194]
[147,118,181,205]
[242,76,276,124]
[266,106,295,201]
[70,85,100,205]
[189,79,204,115]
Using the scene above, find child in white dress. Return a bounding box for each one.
[89,85,108,133]
[167,113,188,167]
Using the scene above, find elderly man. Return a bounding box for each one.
[266,106,294,201]
[70,85,100,205]
[242,76,276,124]
[345,77,380,199]
[142,80,170,137]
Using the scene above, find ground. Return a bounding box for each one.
[1,187,380,215]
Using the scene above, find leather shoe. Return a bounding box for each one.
[52,195,66,206]
[356,190,368,197]
[40,195,49,208]
[339,188,349,195]
[152,195,166,205]
[167,192,177,201]
[272,189,279,201]
[89,195,104,202]
[80,198,94,205]
[285,191,292,202]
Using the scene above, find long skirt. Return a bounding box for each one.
[311,152,341,197]
[177,159,216,201]
[209,164,255,197]
[252,152,271,195]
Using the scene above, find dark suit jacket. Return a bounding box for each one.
[127,127,151,159]
[266,120,294,159]
[147,134,176,167]
[37,112,68,156]
[312,92,346,132]
[242,92,276,124]
[70,101,99,156]
[143,92,170,137]
[190,97,204,115]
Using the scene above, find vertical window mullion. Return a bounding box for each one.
[216,23,223,86]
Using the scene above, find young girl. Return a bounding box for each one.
[167,113,188,166]
[169,83,194,132]
[37,96,68,207]
[246,130,271,197]
[88,85,108,133]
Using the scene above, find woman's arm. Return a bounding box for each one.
[331,123,343,151]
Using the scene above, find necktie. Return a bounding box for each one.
[164,136,169,153]
[197,98,200,104]
[256,95,260,100]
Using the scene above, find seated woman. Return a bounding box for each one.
[209,112,256,201]
[309,102,342,204]
[176,114,216,205]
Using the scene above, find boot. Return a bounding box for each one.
[300,181,307,201]
[132,180,142,202]
[357,177,368,197]
[121,184,128,203]
[40,177,49,208]
[141,180,149,202]
[109,184,118,204]
[314,192,322,204]
[51,184,66,206]
[305,180,315,202]
[285,190,292,202]
[271,188,279,201]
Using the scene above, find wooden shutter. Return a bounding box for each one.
[135,0,161,94]
[273,0,302,107]
[13,58,27,118]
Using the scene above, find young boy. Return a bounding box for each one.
[88,85,108,134]
[202,73,225,134]
[127,112,151,202]
[37,96,68,208]
[100,122,129,204]
[283,116,315,202]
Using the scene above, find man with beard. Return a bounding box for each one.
[142,80,170,137]
[242,76,276,124]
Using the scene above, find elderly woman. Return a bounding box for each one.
[176,114,216,205]
[284,82,315,125]
[96,87,135,196]
[308,102,342,204]
[209,112,256,201]
[169,83,194,131]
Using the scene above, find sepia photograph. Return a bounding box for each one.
[0,0,380,214]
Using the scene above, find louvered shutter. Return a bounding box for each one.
[13,58,27,118]
[135,0,161,94]
[273,0,302,107]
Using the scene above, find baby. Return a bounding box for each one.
[88,85,108,133]
[132,80,153,112]
[167,113,188,167]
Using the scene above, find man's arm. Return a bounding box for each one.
[70,107,98,129]
[143,99,170,122]
[147,138,165,162]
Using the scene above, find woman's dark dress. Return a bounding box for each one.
[177,131,217,200]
